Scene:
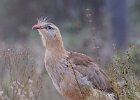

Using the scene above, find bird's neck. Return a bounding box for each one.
[45,39,67,60]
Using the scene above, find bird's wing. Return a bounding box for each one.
[67,52,114,93]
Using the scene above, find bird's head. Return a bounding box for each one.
[32,17,65,53]
[32,17,61,40]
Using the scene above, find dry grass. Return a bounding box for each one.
[0,48,63,100]
[0,48,42,100]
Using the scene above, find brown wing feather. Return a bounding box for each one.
[67,52,114,93]
[68,52,95,66]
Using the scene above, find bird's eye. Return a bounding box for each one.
[45,25,53,30]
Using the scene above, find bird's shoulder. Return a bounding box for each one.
[66,51,95,67]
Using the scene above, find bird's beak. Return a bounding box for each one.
[32,24,43,29]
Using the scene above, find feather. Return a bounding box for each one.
[37,16,51,23]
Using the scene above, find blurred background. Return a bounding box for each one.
[0,0,140,100]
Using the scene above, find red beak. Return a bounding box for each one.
[32,24,43,29]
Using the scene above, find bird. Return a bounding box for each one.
[32,17,119,100]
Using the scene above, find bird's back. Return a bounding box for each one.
[67,52,114,93]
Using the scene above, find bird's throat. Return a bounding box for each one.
[39,30,66,59]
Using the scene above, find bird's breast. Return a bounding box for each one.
[44,58,68,91]
[44,57,92,100]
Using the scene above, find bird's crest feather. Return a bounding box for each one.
[37,17,51,23]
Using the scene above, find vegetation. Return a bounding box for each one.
[0,46,139,100]
[108,46,140,100]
